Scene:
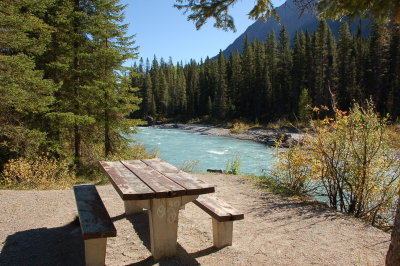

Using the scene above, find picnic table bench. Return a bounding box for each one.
[73,184,116,266]
[194,194,244,248]
[99,158,244,259]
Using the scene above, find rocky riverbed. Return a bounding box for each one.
[154,123,303,147]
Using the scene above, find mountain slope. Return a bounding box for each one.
[222,0,370,57]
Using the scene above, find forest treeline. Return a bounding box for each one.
[133,21,400,123]
[0,0,141,174]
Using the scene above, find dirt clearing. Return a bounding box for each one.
[0,174,389,265]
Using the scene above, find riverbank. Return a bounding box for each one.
[154,123,304,146]
[0,173,389,265]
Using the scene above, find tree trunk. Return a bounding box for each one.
[74,123,82,164]
[386,195,400,265]
[73,0,81,166]
[104,105,112,156]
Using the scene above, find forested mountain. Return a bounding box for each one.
[221,0,370,58]
[133,21,400,123]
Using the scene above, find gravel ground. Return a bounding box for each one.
[0,174,390,265]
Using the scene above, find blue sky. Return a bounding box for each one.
[120,0,286,66]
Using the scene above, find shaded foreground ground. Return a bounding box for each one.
[0,174,390,265]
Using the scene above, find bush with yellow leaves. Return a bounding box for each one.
[1,156,76,189]
[272,101,400,226]
[229,121,250,134]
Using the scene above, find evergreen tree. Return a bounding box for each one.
[143,73,155,115]
[366,24,390,113]
[314,21,336,108]
[227,52,242,116]
[0,0,56,166]
[207,96,213,117]
[387,24,400,117]
[265,30,278,120]
[176,64,187,114]
[337,22,356,110]
[185,60,200,117]
[253,40,266,120]
[292,31,307,108]
[277,26,293,117]
[159,70,169,115]
[298,88,312,122]
[241,34,255,117]
[213,51,228,119]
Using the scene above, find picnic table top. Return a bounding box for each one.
[99,158,215,200]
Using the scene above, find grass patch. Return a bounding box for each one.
[251,175,306,197]
[229,122,250,134]
[180,160,201,173]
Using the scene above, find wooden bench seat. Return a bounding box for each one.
[193,194,244,248]
[73,185,116,266]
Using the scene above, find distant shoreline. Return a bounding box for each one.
[150,123,303,147]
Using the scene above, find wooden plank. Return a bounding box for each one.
[99,161,154,200]
[142,158,180,173]
[73,185,117,240]
[194,194,244,222]
[121,160,186,198]
[142,159,215,195]
[193,195,232,222]
[163,171,215,195]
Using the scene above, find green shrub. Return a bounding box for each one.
[226,153,241,175]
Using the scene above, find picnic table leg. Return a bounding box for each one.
[148,195,198,259]
[124,201,143,215]
[148,197,180,259]
[124,199,150,215]
[84,238,107,266]
[212,218,233,248]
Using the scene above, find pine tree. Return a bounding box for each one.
[213,51,228,119]
[366,23,390,113]
[292,31,307,108]
[241,34,255,117]
[0,0,56,166]
[387,24,400,117]
[337,22,357,110]
[314,21,336,109]
[227,52,242,116]
[143,73,155,115]
[159,70,169,115]
[265,30,278,120]
[253,40,266,121]
[277,26,293,117]
[88,0,140,156]
[207,96,213,117]
[185,60,199,117]
[298,88,312,122]
[176,64,187,114]
[40,0,140,160]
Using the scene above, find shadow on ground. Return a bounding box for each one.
[0,211,218,265]
[0,222,84,265]
[114,211,219,266]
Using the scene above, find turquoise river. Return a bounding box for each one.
[130,127,276,175]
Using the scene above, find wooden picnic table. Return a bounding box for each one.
[99,158,215,259]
